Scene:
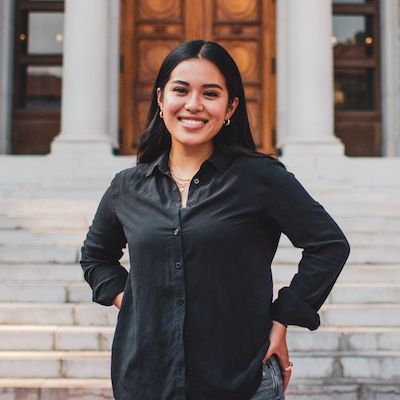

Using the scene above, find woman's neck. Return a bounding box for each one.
[168,143,214,178]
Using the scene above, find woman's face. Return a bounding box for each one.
[157,58,238,152]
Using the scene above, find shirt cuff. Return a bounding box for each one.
[270,287,320,330]
[92,273,128,306]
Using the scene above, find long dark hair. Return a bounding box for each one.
[137,39,261,163]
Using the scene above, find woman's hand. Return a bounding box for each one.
[113,291,124,309]
[262,320,292,391]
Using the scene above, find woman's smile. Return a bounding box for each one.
[178,116,208,130]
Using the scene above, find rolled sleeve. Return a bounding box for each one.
[264,160,350,330]
[80,176,128,306]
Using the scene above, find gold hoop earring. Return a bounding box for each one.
[159,110,163,119]
[224,119,231,127]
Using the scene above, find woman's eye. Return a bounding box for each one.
[204,91,219,98]
[172,86,187,94]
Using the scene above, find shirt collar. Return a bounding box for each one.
[206,147,232,173]
[144,151,170,177]
[143,147,232,178]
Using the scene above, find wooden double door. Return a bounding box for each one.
[119,0,276,155]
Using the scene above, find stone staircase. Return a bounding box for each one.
[0,155,400,399]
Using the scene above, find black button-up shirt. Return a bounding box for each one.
[80,149,350,400]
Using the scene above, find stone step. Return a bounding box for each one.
[0,302,398,327]
[0,325,399,353]
[2,214,400,234]
[2,242,399,265]
[0,199,98,216]
[0,215,91,232]
[322,203,400,217]
[0,281,398,304]
[0,351,110,379]
[0,246,79,264]
[287,327,400,352]
[0,263,398,284]
[328,215,400,233]
[289,351,400,381]
[1,195,398,217]
[2,229,400,248]
[273,264,400,284]
[0,351,398,381]
[0,230,87,247]
[0,283,91,303]
[326,283,400,304]
[0,379,399,400]
[279,231,400,248]
[0,303,118,326]
[320,304,400,327]
[286,379,400,400]
[272,246,400,264]
[0,325,114,351]
[0,379,112,400]
[0,264,85,282]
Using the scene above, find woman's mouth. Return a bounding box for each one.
[178,117,208,129]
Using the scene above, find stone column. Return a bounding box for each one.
[0,0,14,154]
[51,0,112,155]
[381,0,400,157]
[280,0,344,156]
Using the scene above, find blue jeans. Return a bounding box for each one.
[249,356,285,400]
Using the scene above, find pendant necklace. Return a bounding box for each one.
[170,169,191,192]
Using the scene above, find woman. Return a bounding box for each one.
[81,40,350,400]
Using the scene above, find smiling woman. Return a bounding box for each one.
[156,58,238,207]
[80,40,350,400]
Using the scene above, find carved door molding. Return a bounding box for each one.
[120,0,276,155]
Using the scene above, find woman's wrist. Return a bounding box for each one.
[113,291,124,309]
[273,320,288,330]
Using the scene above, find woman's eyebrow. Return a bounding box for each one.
[170,80,223,90]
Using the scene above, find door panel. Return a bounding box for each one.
[120,0,276,155]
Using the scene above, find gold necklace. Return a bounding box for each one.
[168,159,196,192]
[170,170,191,192]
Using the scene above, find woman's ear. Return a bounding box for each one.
[226,97,239,120]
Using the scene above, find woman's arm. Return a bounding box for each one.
[263,159,351,329]
[80,176,128,306]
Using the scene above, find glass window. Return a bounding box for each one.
[333,15,374,57]
[334,69,374,111]
[28,12,64,54]
[25,66,62,109]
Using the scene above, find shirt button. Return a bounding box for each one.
[177,297,184,305]
[175,261,182,269]
[193,178,200,185]
[173,228,179,236]
[183,331,189,340]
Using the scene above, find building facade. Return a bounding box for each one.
[0,0,399,157]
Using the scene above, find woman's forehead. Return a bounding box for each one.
[168,58,226,87]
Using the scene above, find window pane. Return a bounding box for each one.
[334,69,374,111]
[26,66,62,109]
[28,12,64,54]
[333,15,374,57]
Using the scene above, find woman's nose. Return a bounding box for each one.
[185,94,203,112]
